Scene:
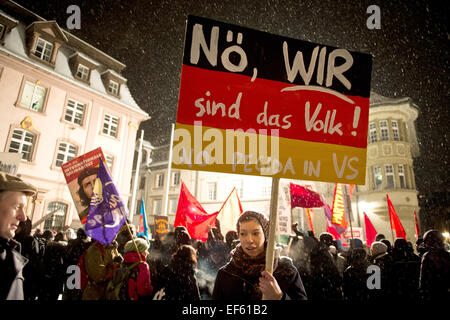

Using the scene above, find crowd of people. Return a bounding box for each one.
[1,172,449,301]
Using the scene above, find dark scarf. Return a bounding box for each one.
[229,244,267,299]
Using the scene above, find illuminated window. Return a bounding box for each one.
[373,166,382,190]
[20,81,46,112]
[398,164,406,188]
[385,165,395,189]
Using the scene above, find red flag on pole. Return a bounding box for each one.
[414,211,420,239]
[386,194,407,240]
[364,212,377,246]
[290,183,324,208]
[174,181,219,241]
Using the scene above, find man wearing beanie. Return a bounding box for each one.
[213,211,307,300]
[0,173,37,300]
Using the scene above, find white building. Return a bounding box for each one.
[0,1,149,231]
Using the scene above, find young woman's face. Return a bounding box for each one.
[238,219,265,257]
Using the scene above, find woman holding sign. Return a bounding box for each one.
[212,211,307,300]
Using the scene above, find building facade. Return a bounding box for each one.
[0,1,149,231]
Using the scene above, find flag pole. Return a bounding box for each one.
[263,176,279,300]
[162,123,175,216]
[130,130,144,219]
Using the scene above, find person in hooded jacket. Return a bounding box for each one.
[419,229,450,300]
[212,211,307,300]
[153,244,201,300]
[343,247,371,301]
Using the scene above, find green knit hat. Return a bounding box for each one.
[124,238,149,254]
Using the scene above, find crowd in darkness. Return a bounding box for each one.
[7,216,449,301]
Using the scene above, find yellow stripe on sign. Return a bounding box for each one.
[172,123,367,185]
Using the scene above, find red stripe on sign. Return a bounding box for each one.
[176,65,370,148]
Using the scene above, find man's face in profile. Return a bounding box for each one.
[81,174,97,199]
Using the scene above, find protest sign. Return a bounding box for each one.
[61,147,105,223]
[173,15,372,184]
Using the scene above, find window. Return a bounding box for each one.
[55,142,77,167]
[64,99,85,125]
[43,201,67,231]
[108,80,119,95]
[372,166,382,190]
[20,81,47,112]
[34,38,53,62]
[8,129,35,161]
[76,64,90,81]
[155,173,164,188]
[102,114,119,138]
[172,172,180,186]
[369,122,377,143]
[398,164,406,188]
[153,199,162,215]
[392,120,400,141]
[385,165,395,189]
[207,182,217,201]
[380,120,389,141]
[169,198,178,214]
[105,155,114,170]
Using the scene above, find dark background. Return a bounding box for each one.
[13,0,449,230]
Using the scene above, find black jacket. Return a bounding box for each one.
[212,256,307,300]
[0,238,28,300]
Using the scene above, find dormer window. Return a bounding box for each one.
[25,21,67,68]
[68,52,98,84]
[108,80,119,95]
[34,37,53,62]
[101,69,126,98]
[0,12,19,45]
[76,63,90,81]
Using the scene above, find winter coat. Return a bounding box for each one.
[213,256,307,300]
[0,238,28,300]
[154,262,201,300]
[82,241,122,300]
[122,252,153,300]
[419,248,450,300]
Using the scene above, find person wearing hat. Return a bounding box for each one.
[212,211,307,300]
[0,172,37,300]
[113,238,153,300]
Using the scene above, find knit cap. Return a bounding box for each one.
[124,238,149,254]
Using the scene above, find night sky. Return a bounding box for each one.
[13,0,449,196]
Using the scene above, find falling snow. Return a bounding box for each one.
[13,0,449,198]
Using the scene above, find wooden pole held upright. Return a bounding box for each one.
[262,177,279,300]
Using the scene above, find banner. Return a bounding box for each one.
[85,160,127,245]
[61,148,105,224]
[154,215,169,240]
[173,15,372,184]
[0,152,21,175]
[290,183,324,208]
[277,182,292,239]
[331,183,348,229]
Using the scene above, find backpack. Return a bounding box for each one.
[105,262,140,300]
[77,242,104,291]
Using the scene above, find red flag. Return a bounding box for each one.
[364,212,377,246]
[386,194,407,240]
[331,184,348,228]
[290,183,324,208]
[217,188,243,235]
[414,211,420,239]
[174,182,219,241]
